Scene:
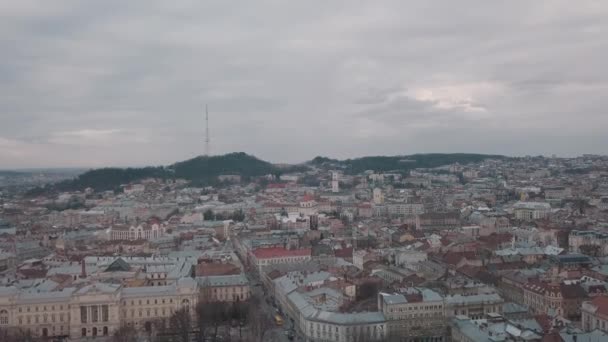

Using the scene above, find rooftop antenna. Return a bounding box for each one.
[205,105,210,156]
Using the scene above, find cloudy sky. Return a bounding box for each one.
[1,1,607,168]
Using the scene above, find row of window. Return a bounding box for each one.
[15,313,69,325]
[123,298,174,306]
[389,304,442,312]
[18,305,66,313]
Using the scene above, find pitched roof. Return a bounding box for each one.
[590,296,608,316]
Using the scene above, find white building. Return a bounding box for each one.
[331,171,340,193]
[512,201,551,221]
[0,278,199,339]
[373,188,384,205]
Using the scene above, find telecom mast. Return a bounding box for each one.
[205,105,210,156]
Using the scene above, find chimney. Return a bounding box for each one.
[81,260,87,278]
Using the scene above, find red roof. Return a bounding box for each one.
[302,194,315,202]
[590,296,608,316]
[252,247,311,259]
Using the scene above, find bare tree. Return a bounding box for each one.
[169,307,193,342]
[247,296,271,342]
[112,325,138,342]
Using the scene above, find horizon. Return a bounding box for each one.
[0,150,602,172]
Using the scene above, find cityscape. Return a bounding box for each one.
[2,1,608,342]
[2,153,608,342]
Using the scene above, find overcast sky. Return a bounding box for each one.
[1,1,607,168]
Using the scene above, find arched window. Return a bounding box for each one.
[92,327,97,336]
[103,326,109,335]
[82,328,87,337]
[0,310,9,325]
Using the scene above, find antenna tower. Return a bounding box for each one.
[205,105,210,156]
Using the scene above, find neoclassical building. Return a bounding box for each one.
[110,221,167,241]
[0,278,199,339]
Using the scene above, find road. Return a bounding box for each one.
[245,270,295,342]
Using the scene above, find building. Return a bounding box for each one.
[387,203,424,217]
[582,296,608,332]
[0,278,199,339]
[544,186,571,201]
[417,212,460,230]
[272,270,387,342]
[110,221,168,241]
[522,282,587,319]
[196,274,250,302]
[445,293,504,320]
[513,201,551,221]
[331,171,340,193]
[450,315,542,342]
[378,289,447,341]
[373,188,384,205]
[568,230,608,256]
[250,247,312,272]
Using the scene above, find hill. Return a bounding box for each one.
[48,152,281,192]
[311,153,505,174]
[27,152,506,194]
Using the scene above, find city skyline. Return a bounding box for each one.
[2,1,608,168]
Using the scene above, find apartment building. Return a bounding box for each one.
[444,293,504,320]
[196,274,250,302]
[582,296,608,332]
[512,201,551,221]
[378,289,447,341]
[250,247,311,272]
[569,230,608,256]
[522,282,587,319]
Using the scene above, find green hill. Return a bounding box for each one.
[311,153,505,174]
[27,152,506,194]
[170,152,278,183]
[46,152,280,192]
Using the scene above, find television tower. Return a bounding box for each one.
[205,105,210,156]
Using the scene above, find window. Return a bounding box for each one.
[0,310,8,325]
[80,306,87,323]
[92,306,99,323]
[102,305,109,322]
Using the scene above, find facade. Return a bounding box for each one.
[0,278,199,339]
[568,230,608,256]
[387,203,424,217]
[373,188,384,205]
[331,171,340,193]
[110,222,167,241]
[250,247,312,272]
[378,290,447,341]
[197,274,251,302]
[444,293,504,320]
[582,296,608,332]
[522,282,587,319]
[512,201,551,221]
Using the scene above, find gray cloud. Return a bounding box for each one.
[1,0,608,167]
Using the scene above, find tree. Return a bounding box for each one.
[247,296,271,342]
[204,209,215,221]
[357,281,380,301]
[579,244,601,257]
[231,209,245,222]
[112,325,138,342]
[169,308,192,342]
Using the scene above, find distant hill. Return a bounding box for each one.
[27,152,506,194]
[47,152,283,192]
[310,153,506,174]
